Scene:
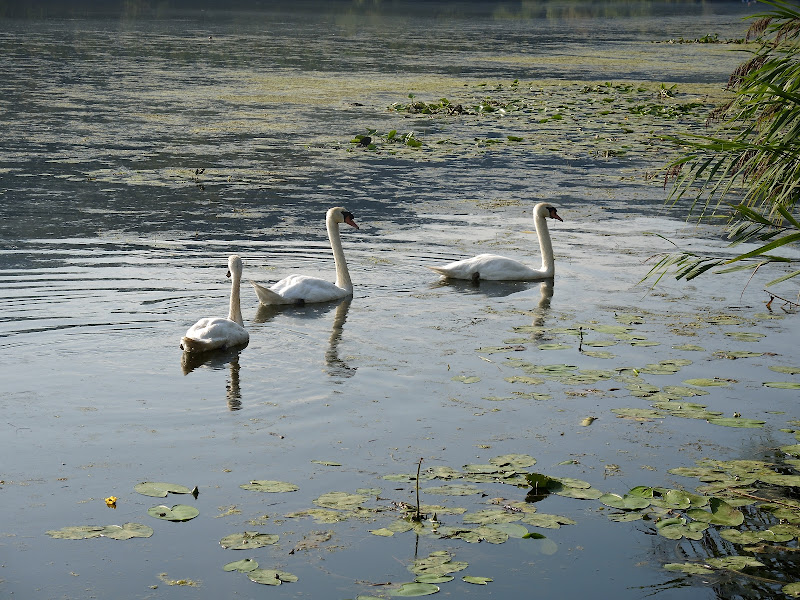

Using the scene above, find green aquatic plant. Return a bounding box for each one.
[650,0,800,289]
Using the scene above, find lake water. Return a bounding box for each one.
[2,2,800,599]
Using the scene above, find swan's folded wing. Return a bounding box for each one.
[250,280,290,305]
[428,254,543,281]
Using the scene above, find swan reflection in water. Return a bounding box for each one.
[181,347,245,410]
[254,298,355,379]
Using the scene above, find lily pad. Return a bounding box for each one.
[724,331,765,342]
[452,375,481,384]
[488,453,537,469]
[101,523,154,540]
[599,493,651,510]
[248,569,298,585]
[764,381,800,389]
[706,556,764,570]
[485,522,530,538]
[313,491,368,509]
[520,513,576,529]
[422,484,482,496]
[147,504,199,522]
[134,482,193,497]
[46,525,106,540]
[223,558,259,572]
[463,576,493,585]
[219,532,279,549]
[391,582,440,596]
[769,365,800,375]
[682,378,732,387]
[462,509,521,525]
[783,583,800,598]
[285,509,349,523]
[415,575,453,584]
[657,518,708,540]
[706,417,764,428]
[663,563,714,575]
[240,480,299,493]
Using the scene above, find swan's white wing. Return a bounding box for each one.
[255,274,351,304]
[429,254,544,281]
[182,317,249,352]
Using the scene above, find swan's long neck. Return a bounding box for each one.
[328,213,352,292]
[228,269,244,327]
[535,212,555,277]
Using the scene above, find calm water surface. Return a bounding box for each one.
[2,2,799,599]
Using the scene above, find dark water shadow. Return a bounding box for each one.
[431,277,552,299]
[253,298,349,323]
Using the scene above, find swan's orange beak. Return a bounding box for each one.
[549,208,563,222]
[344,215,359,229]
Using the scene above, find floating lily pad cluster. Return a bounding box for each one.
[352,80,720,167]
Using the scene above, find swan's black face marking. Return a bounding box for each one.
[342,211,359,229]
[547,207,563,222]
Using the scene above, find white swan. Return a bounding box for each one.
[428,203,563,281]
[181,255,250,353]
[251,207,359,305]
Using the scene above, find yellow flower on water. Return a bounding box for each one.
[104,496,118,508]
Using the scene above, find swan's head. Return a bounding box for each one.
[534,202,563,222]
[328,206,359,229]
[226,255,243,278]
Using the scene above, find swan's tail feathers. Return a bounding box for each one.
[250,280,287,305]
[427,266,451,278]
[181,336,216,353]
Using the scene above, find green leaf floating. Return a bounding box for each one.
[489,453,536,469]
[783,582,800,598]
[598,493,651,510]
[219,532,279,549]
[452,375,481,383]
[147,504,199,522]
[313,491,368,509]
[223,558,259,572]
[391,582,440,596]
[664,563,714,575]
[101,523,154,540]
[764,381,800,389]
[706,556,764,570]
[247,569,298,585]
[463,576,493,585]
[239,480,299,493]
[46,523,153,540]
[422,484,482,496]
[46,525,106,540]
[416,575,453,584]
[134,481,192,497]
